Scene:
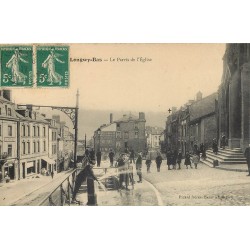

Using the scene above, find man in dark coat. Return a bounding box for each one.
[244,144,250,176]
[96,150,102,167]
[72,160,98,202]
[155,153,163,172]
[166,150,172,170]
[129,149,135,164]
[109,149,115,167]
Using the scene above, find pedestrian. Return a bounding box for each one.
[221,135,226,149]
[109,149,115,167]
[51,170,54,179]
[155,153,163,172]
[193,142,199,155]
[117,153,128,189]
[244,144,250,176]
[146,155,152,173]
[192,153,200,169]
[177,151,182,169]
[166,150,172,170]
[96,150,102,167]
[136,152,143,183]
[129,148,135,164]
[0,171,2,183]
[172,150,178,170]
[90,148,95,161]
[184,152,192,169]
[212,138,218,155]
[72,160,98,203]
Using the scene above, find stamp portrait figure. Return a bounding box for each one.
[6,48,28,85]
[42,48,65,85]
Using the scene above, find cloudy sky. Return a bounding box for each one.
[12,43,225,113]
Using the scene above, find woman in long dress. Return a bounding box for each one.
[42,49,65,85]
[6,49,28,85]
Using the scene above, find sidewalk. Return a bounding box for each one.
[0,171,70,206]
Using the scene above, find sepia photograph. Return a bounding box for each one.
[0,43,250,206]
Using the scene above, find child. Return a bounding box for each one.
[192,153,200,169]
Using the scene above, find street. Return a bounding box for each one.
[79,160,250,206]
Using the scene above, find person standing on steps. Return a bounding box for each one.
[136,152,143,183]
[244,144,250,176]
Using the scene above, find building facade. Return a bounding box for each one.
[165,92,217,155]
[146,126,164,150]
[94,112,147,155]
[0,90,18,180]
[218,43,250,151]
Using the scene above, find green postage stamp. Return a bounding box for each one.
[36,46,69,87]
[0,46,33,87]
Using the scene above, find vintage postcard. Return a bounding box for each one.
[0,43,249,206]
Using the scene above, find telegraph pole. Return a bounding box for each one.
[74,89,79,169]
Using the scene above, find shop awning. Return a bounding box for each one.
[42,157,55,165]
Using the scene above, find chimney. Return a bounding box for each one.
[196,91,202,101]
[110,113,113,123]
[139,112,145,120]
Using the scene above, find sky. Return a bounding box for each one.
[11,43,225,113]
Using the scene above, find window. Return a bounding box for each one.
[27,125,30,136]
[22,142,26,155]
[134,123,138,130]
[135,131,138,138]
[8,125,12,136]
[43,127,46,137]
[117,123,120,128]
[33,142,36,153]
[33,126,36,136]
[0,125,1,136]
[37,126,40,137]
[124,131,129,139]
[27,142,30,154]
[22,125,25,136]
[7,108,11,116]
[116,131,121,139]
[37,142,40,152]
[7,144,12,156]
[43,141,46,151]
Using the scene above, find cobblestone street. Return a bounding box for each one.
[142,161,250,206]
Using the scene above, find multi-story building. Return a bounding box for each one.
[94,112,146,155]
[46,118,58,173]
[146,126,164,150]
[16,107,50,179]
[0,90,18,180]
[165,92,217,155]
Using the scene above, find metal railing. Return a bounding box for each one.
[39,169,78,206]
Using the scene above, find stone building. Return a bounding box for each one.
[165,92,217,155]
[218,43,250,151]
[146,126,164,150]
[94,112,146,155]
[0,90,18,180]
[16,107,49,179]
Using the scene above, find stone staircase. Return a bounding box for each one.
[200,147,248,172]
